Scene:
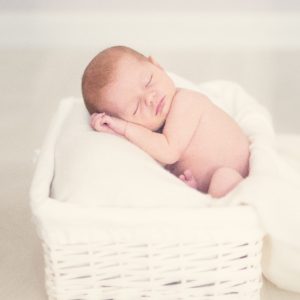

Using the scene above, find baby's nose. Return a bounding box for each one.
[145,91,157,106]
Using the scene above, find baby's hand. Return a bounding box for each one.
[90,113,127,136]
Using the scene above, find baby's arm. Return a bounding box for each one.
[91,112,178,164]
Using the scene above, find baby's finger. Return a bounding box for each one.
[95,113,105,123]
[91,115,100,128]
[92,116,103,130]
[90,113,99,125]
[102,114,112,125]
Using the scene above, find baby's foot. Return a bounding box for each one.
[179,169,198,189]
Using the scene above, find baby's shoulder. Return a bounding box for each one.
[175,88,211,106]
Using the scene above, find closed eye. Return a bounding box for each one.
[133,100,140,115]
[146,74,153,87]
[134,74,152,115]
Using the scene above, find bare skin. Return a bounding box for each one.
[90,54,249,198]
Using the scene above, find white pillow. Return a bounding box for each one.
[51,73,210,207]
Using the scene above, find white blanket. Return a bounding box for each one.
[50,74,300,292]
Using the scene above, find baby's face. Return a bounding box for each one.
[100,55,177,131]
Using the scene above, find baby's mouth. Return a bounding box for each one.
[155,96,165,115]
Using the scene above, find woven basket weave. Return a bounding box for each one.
[33,205,263,300]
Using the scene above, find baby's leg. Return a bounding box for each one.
[179,169,198,189]
[208,167,243,198]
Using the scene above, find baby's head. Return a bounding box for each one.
[82,45,176,131]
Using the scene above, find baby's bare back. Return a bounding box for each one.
[170,90,250,193]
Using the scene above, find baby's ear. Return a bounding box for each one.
[148,56,163,70]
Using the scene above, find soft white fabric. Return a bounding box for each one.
[50,73,300,293]
[229,133,300,293]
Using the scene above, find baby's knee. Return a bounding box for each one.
[209,167,243,198]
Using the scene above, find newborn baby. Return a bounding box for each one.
[82,46,250,198]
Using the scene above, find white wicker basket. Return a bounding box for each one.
[30,99,264,300]
[32,205,263,300]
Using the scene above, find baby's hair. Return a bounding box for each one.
[82,45,147,114]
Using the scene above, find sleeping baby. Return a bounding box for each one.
[81,45,250,198]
